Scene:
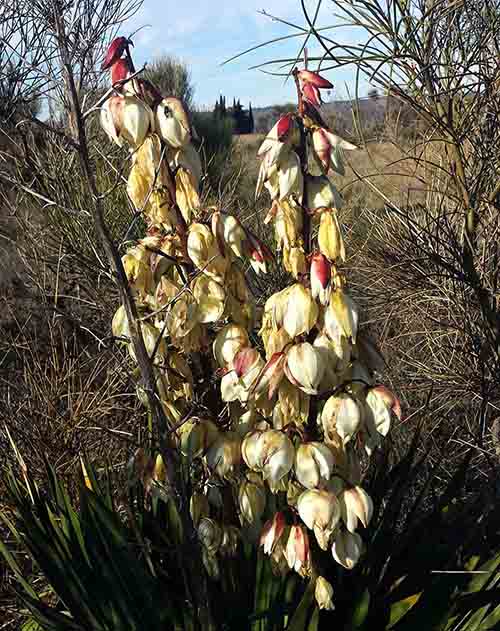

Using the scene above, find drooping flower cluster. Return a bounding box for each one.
[102,38,401,612]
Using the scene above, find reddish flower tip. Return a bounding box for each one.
[276,113,294,140]
[298,69,333,89]
[311,252,331,289]
[302,82,322,108]
[110,58,132,84]
[102,36,132,70]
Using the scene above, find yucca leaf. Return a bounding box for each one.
[0,521,39,599]
[350,588,371,629]
[478,603,500,630]
[387,592,422,629]
[286,578,315,631]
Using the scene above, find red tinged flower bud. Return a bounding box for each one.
[245,231,274,274]
[302,82,322,107]
[260,511,286,554]
[252,351,286,399]
[276,113,294,140]
[310,252,331,288]
[297,69,333,89]
[371,385,402,420]
[233,348,260,379]
[284,525,310,573]
[111,57,132,84]
[102,36,132,70]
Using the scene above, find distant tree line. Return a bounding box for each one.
[213,95,254,135]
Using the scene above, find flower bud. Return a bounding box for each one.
[102,36,131,70]
[341,486,374,533]
[332,530,363,570]
[252,351,286,399]
[284,525,310,574]
[260,511,286,554]
[297,489,341,550]
[312,127,357,176]
[310,252,332,305]
[152,454,167,484]
[295,442,335,489]
[285,343,325,395]
[315,576,335,611]
[325,290,359,345]
[302,82,322,107]
[206,431,241,479]
[221,348,265,403]
[238,472,267,524]
[283,284,318,339]
[244,232,273,275]
[321,393,362,445]
[318,211,345,262]
[257,114,295,165]
[198,517,222,554]
[297,69,333,89]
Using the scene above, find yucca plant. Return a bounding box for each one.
[1,0,499,629]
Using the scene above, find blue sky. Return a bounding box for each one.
[124,0,372,109]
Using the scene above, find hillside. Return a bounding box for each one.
[251,96,388,135]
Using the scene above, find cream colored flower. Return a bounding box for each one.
[213,324,250,368]
[322,393,362,445]
[285,343,325,395]
[282,284,318,339]
[295,442,335,489]
[332,530,363,569]
[297,489,341,550]
[341,486,374,533]
[238,472,266,524]
[155,97,190,148]
[206,431,241,479]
